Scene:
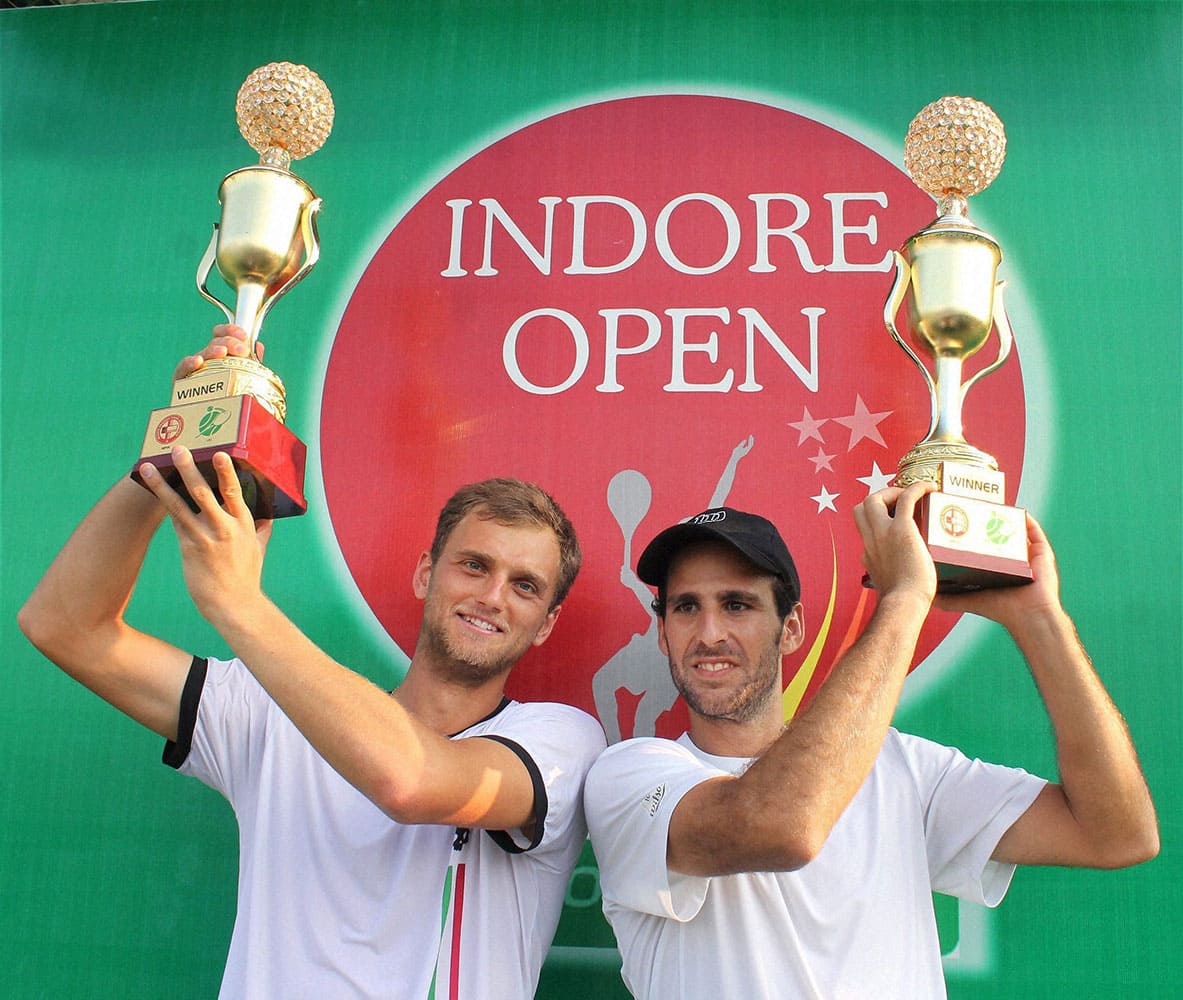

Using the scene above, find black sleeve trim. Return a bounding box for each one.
[480,735,547,854]
[162,656,208,770]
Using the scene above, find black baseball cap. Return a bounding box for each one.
[636,507,801,602]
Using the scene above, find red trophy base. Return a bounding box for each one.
[131,394,307,519]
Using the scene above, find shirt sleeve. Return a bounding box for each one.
[162,655,275,806]
[585,738,724,921]
[474,703,607,863]
[894,730,1047,906]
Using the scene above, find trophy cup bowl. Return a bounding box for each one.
[214,166,317,303]
[904,227,1001,361]
[883,96,1031,591]
[132,62,333,519]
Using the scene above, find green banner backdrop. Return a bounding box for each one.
[2,2,1179,997]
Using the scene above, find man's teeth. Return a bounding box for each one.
[697,661,733,672]
[462,615,499,633]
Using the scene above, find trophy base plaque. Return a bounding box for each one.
[911,462,1031,593]
[862,460,1032,593]
[132,393,307,520]
[916,490,1032,593]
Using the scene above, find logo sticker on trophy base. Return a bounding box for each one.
[133,394,307,519]
[917,492,1032,592]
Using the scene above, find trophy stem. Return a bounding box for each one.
[234,281,268,349]
[932,356,967,443]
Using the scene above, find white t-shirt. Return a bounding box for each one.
[165,656,606,1000]
[584,729,1046,1000]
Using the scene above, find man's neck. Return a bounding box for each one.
[393,658,511,736]
[686,704,786,759]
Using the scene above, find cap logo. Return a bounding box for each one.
[689,511,726,525]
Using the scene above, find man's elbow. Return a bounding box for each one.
[366,773,417,824]
[17,595,66,660]
[369,771,452,828]
[779,823,830,869]
[19,586,104,669]
[1103,820,1160,869]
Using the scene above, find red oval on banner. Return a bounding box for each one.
[321,95,1026,741]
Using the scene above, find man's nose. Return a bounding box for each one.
[475,573,511,609]
[697,608,730,646]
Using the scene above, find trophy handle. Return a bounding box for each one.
[958,280,1013,407]
[884,250,939,439]
[196,224,236,324]
[253,197,324,334]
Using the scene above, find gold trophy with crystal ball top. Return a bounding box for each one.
[883,96,1032,591]
[133,62,333,518]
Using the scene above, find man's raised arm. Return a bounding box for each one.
[16,338,258,740]
[138,444,578,836]
[942,514,1159,870]
[18,477,192,740]
[667,483,938,877]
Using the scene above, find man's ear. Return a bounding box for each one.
[779,602,805,656]
[531,604,561,647]
[412,551,433,599]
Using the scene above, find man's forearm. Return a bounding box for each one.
[210,594,430,805]
[203,595,537,831]
[744,591,929,852]
[671,589,930,875]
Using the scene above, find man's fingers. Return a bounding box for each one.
[210,452,251,519]
[139,460,197,523]
[210,325,260,360]
[212,323,249,343]
[142,449,251,525]
[852,485,904,535]
[890,480,935,522]
[175,326,259,380]
[169,447,213,504]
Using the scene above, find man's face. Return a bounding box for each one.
[413,510,563,684]
[658,540,803,724]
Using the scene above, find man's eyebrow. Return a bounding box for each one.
[667,587,766,605]
[717,588,766,604]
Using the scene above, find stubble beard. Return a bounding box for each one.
[417,611,523,687]
[670,641,783,724]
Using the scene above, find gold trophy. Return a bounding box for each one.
[884,96,1032,591]
[133,62,333,518]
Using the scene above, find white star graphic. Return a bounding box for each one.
[810,486,840,513]
[787,406,828,446]
[856,461,895,494]
[832,395,891,451]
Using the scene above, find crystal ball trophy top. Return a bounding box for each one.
[133,62,333,519]
[884,96,1033,591]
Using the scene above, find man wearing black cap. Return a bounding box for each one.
[584,484,1157,999]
